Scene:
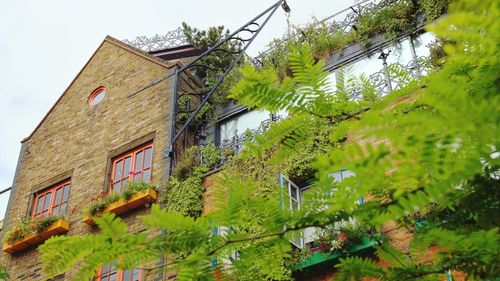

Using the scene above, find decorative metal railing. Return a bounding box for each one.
[348,55,431,99]
[122,27,189,52]
[251,0,393,67]
[219,114,283,152]
[211,54,431,164]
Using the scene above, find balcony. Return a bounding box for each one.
[294,236,377,270]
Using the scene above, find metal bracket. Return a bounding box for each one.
[168,0,287,158]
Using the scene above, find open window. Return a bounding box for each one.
[279,170,364,249]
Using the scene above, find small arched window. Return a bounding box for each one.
[88,86,106,106]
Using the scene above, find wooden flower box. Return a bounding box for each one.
[83,188,157,225]
[3,219,70,254]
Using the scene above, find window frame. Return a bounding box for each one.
[110,142,153,193]
[88,86,106,107]
[32,179,71,219]
[95,264,141,281]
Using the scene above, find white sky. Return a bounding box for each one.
[0,0,354,220]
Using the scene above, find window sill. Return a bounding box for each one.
[2,219,70,254]
[83,188,157,225]
[294,236,377,271]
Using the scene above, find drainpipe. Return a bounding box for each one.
[378,49,393,93]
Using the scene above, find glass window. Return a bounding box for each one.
[385,37,415,67]
[95,264,140,281]
[413,32,437,58]
[219,110,271,144]
[32,180,71,219]
[88,86,106,107]
[111,142,153,193]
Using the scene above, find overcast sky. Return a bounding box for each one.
[0,0,354,220]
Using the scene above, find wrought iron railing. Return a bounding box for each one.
[208,54,430,166]
[348,55,431,99]
[251,0,395,67]
[122,27,189,52]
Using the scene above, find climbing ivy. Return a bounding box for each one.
[160,144,221,217]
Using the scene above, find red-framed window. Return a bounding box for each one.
[95,263,141,281]
[110,142,153,193]
[32,180,71,219]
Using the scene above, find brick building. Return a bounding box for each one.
[0,1,460,280]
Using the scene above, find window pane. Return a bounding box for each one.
[123,157,132,178]
[143,169,151,183]
[331,171,343,183]
[60,203,67,216]
[52,206,60,216]
[414,32,436,58]
[290,185,298,200]
[108,273,116,281]
[132,269,139,281]
[123,270,131,281]
[346,54,382,80]
[219,110,271,143]
[342,170,355,179]
[54,188,63,204]
[113,182,121,193]
[385,38,414,66]
[62,184,70,202]
[43,192,52,210]
[35,195,44,213]
[114,160,123,181]
[122,179,128,190]
[135,151,144,172]
[90,91,105,106]
[144,148,152,168]
[102,263,111,274]
[134,173,142,182]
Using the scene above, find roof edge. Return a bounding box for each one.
[22,36,181,143]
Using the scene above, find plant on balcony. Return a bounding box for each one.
[84,182,158,216]
[315,218,366,254]
[2,215,62,245]
[260,0,453,78]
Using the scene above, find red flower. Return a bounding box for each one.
[337,233,348,242]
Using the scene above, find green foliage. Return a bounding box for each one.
[317,218,366,252]
[161,143,221,217]
[85,182,158,215]
[39,0,498,280]
[417,0,452,21]
[2,215,62,245]
[0,264,8,281]
[259,0,452,78]
[182,23,244,122]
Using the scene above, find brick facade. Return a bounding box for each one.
[1,37,178,280]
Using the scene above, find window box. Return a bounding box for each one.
[83,188,157,225]
[2,219,69,254]
[294,236,376,270]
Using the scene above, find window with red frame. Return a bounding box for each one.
[32,180,71,219]
[95,263,140,281]
[111,142,153,193]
